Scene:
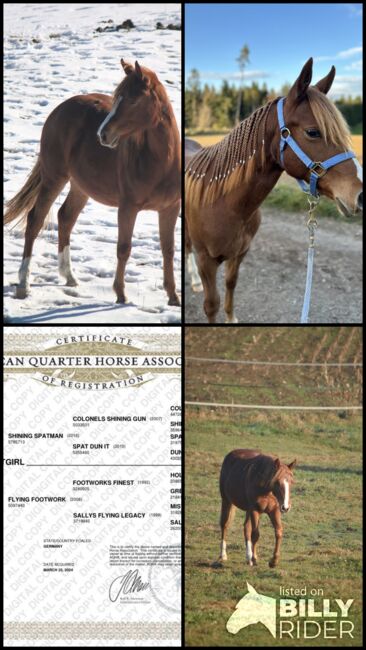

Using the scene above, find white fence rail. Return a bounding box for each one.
[186,357,362,367]
[185,401,362,411]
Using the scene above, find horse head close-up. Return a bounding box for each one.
[185,57,362,323]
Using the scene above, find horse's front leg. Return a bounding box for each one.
[268,508,283,568]
[113,204,138,303]
[244,511,254,566]
[158,201,180,306]
[250,511,260,565]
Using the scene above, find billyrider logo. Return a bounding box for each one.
[3,333,181,390]
[227,583,354,640]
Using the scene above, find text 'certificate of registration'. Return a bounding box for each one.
[4,327,181,646]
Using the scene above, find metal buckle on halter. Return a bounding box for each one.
[281,127,291,139]
[310,162,326,178]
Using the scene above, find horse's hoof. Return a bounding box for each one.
[247,560,253,567]
[269,559,277,568]
[252,558,258,566]
[115,297,127,304]
[191,282,203,293]
[66,279,78,287]
[219,556,227,562]
[168,294,181,306]
[15,286,29,299]
[225,316,238,324]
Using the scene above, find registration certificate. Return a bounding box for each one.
[3,326,181,647]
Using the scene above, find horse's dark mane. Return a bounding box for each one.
[247,454,290,492]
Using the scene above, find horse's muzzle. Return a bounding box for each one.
[281,505,291,513]
[98,131,119,149]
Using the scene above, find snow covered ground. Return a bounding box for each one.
[4,3,181,323]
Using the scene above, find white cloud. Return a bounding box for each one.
[344,59,363,71]
[314,46,362,63]
[338,46,363,58]
[328,75,363,98]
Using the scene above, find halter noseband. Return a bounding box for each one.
[277,97,355,198]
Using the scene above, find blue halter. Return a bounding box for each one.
[277,97,355,198]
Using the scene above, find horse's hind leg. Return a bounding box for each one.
[16,177,67,298]
[219,497,235,561]
[224,252,246,323]
[158,201,180,306]
[58,181,89,286]
[197,249,220,323]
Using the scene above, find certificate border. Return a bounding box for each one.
[4,622,181,641]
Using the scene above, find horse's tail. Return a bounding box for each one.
[4,157,42,227]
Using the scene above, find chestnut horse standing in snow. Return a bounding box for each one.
[219,449,296,567]
[5,59,181,305]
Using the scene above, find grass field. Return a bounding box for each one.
[185,327,362,647]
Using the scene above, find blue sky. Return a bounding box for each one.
[185,3,363,98]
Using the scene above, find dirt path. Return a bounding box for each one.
[185,208,362,323]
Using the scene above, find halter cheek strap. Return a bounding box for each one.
[277,97,355,198]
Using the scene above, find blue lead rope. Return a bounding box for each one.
[300,245,315,323]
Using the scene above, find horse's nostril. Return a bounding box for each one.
[357,191,363,210]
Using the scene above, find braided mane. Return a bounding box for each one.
[185,100,275,208]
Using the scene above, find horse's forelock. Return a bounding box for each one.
[252,455,279,489]
[307,86,352,149]
[251,455,292,490]
[270,462,293,487]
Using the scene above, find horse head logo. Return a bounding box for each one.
[226,582,276,637]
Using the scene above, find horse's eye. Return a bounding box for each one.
[306,128,321,138]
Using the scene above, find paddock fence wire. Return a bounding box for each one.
[185,356,363,412]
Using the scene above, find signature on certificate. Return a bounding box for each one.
[109,569,150,602]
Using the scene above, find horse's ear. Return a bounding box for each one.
[135,60,143,80]
[121,58,134,75]
[246,582,257,594]
[274,458,281,471]
[315,66,336,95]
[287,459,297,470]
[287,57,313,104]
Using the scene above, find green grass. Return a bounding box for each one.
[185,412,362,647]
[351,124,362,135]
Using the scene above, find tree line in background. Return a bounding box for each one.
[185,69,363,134]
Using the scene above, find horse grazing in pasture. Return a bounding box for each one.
[185,57,363,323]
[219,449,296,568]
[4,59,181,306]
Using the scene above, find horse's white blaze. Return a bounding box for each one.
[220,540,227,560]
[97,95,123,139]
[18,257,31,287]
[353,158,363,182]
[187,252,203,292]
[246,540,253,562]
[283,479,289,509]
[59,246,77,285]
